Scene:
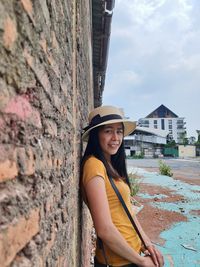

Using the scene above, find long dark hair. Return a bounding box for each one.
[81,126,130,187]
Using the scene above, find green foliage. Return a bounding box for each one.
[196,132,200,144]
[165,140,176,147]
[158,160,173,177]
[128,172,140,196]
[182,137,189,145]
[127,152,144,159]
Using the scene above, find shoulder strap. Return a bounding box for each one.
[108,177,147,250]
[97,237,109,266]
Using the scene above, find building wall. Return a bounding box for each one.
[0,0,93,266]
[139,117,186,143]
[178,145,196,158]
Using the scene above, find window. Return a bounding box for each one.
[142,120,149,127]
[124,140,134,146]
[138,119,149,127]
[154,120,157,129]
[161,119,165,130]
[177,120,183,124]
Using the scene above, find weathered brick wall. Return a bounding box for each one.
[0,0,93,266]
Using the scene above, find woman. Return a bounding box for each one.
[81,106,164,267]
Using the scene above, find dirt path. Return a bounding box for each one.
[135,165,200,245]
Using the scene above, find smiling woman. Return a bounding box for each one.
[80,105,164,267]
[98,123,124,160]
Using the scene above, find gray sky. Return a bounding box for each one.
[103,0,200,138]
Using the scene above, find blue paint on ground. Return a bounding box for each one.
[159,219,200,267]
[138,193,168,200]
[128,167,200,267]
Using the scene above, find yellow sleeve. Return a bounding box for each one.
[82,156,106,187]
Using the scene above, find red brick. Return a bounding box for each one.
[0,146,18,183]
[4,95,42,128]
[0,209,40,267]
[41,222,56,260]
[36,151,53,171]
[0,79,11,111]
[3,16,17,50]
[43,119,58,137]
[55,256,66,267]
[0,159,18,183]
[51,31,59,50]
[17,147,35,175]
[12,255,32,267]
[20,0,35,26]
[23,48,52,94]
[44,194,54,215]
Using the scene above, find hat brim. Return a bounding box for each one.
[82,119,136,142]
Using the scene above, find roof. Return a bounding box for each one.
[92,0,115,107]
[133,126,169,138]
[146,104,178,118]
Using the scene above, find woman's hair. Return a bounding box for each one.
[81,125,130,186]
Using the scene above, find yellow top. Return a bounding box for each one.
[82,156,142,266]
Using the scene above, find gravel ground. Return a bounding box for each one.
[127,158,200,267]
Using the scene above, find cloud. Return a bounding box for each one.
[104,0,200,137]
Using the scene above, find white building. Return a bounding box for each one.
[124,126,168,158]
[138,104,186,143]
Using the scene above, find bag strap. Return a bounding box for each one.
[97,237,109,266]
[108,176,148,250]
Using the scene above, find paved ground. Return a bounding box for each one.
[127,158,200,267]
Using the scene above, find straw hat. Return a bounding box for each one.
[82,105,136,141]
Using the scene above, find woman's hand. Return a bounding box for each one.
[142,244,164,267]
[138,255,157,267]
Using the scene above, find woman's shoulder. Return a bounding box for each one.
[84,155,105,169]
[82,156,107,185]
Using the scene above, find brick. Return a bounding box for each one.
[43,119,58,137]
[0,159,18,183]
[35,151,53,171]
[3,16,17,50]
[20,0,35,26]
[0,145,18,183]
[51,31,59,50]
[39,0,51,26]
[55,256,66,267]
[4,95,42,128]
[0,209,40,267]
[44,194,54,215]
[23,48,52,94]
[11,255,32,267]
[53,157,63,170]
[0,79,10,110]
[40,222,57,260]
[39,35,60,78]
[17,147,35,176]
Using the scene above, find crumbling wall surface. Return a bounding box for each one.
[0,0,93,266]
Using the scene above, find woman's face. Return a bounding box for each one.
[98,123,124,160]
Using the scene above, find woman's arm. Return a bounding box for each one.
[85,176,157,267]
[133,215,164,267]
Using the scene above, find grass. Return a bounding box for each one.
[158,160,173,177]
[128,172,141,196]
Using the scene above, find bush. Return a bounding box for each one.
[128,172,140,196]
[126,152,144,159]
[158,160,173,177]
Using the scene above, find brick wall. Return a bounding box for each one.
[0,0,93,266]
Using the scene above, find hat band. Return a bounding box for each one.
[84,114,123,131]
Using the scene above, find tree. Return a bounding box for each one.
[196,130,200,144]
